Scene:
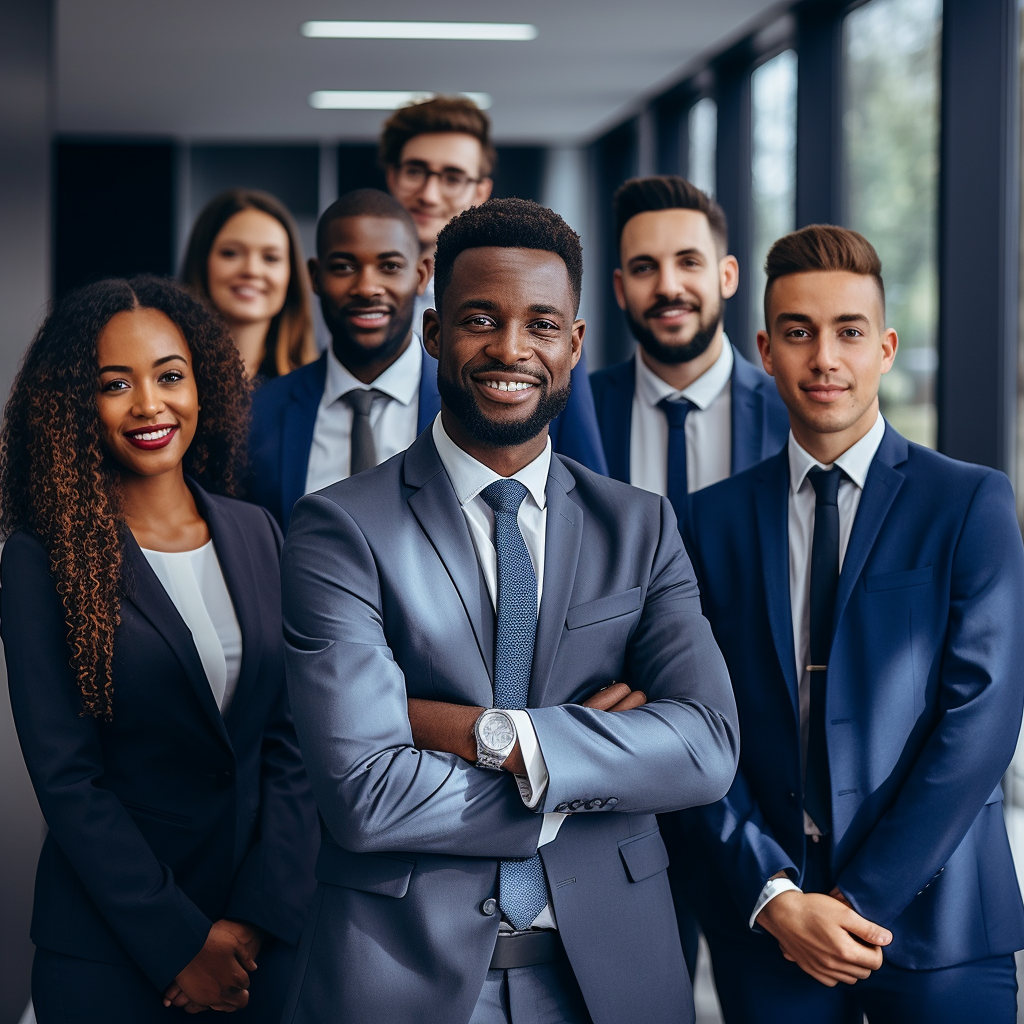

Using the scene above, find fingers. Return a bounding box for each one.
[581,682,632,710]
[842,908,892,949]
[608,690,647,711]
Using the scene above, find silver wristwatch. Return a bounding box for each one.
[474,709,517,770]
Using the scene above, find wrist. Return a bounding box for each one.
[474,708,518,769]
[756,886,802,936]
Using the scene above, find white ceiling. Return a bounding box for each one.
[57,0,786,144]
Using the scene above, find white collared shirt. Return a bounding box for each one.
[750,411,886,928]
[304,336,423,495]
[630,336,734,496]
[431,414,566,929]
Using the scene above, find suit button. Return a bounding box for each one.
[788,791,797,806]
[554,803,570,813]
[569,800,585,811]
[481,898,497,916]
[585,799,603,810]
[604,798,618,808]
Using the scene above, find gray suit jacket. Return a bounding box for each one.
[279,430,739,1024]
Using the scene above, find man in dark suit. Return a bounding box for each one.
[675,224,1024,1022]
[279,198,739,1023]
[590,176,788,529]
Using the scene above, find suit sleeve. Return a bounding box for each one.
[836,471,1024,925]
[527,497,740,815]
[1,532,211,991]
[281,493,544,858]
[226,509,318,943]
[547,350,610,476]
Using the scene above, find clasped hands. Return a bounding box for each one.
[162,918,263,1014]
[756,877,893,987]
[407,681,646,775]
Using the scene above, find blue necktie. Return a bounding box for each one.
[659,396,693,530]
[480,478,548,931]
[805,466,843,836]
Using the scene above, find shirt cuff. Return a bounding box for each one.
[506,709,548,809]
[750,876,801,930]
[537,812,567,848]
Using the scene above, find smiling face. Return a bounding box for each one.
[614,208,737,367]
[386,133,494,250]
[422,247,583,465]
[310,214,431,379]
[96,307,199,479]
[757,270,897,460]
[206,208,291,328]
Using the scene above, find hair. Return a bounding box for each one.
[0,275,250,720]
[180,188,316,378]
[433,198,583,315]
[763,224,885,326]
[315,188,420,257]
[613,176,729,255]
[378,95,496,178]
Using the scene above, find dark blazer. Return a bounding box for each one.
[676,424,1024,970]
[278,431,739,1024]
[589,347,789,485]
[249,344,609,530]
[2,485,318,992]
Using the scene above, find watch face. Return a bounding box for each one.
[480,712,515,751]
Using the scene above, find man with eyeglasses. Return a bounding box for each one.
[379,96,608,474]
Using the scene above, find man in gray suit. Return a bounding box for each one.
[280,198,739,1024]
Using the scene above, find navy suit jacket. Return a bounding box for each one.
[589,347,789,485]
[278,432,739,1024]
[250,344,608,530]
[676,424,1024,970]
[2,486,318,991]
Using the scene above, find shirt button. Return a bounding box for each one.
[585,799,603,810]
[481,898,497,916]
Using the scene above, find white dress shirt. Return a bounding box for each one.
[750,411,886,927]
[304,337,422,495]
[432,414,566,929]
[142,541,243,713]
[630,336,734,496]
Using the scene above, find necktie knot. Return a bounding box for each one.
[344,388,385,417]
[481,477,529,516]
[658,396,693,429]
[808,466,843,507]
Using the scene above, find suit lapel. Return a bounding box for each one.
[404,434,495,702]
[832,425,907,633]
[119,526,232,748]
[754,452,800,722]
[597,360,634,483]
[280,354,326,528]
[730,353,764,474]
[417,345,442,433]
[529,458,583,709]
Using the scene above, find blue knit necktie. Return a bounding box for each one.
[481,478,548,931]
[659,396,693,530]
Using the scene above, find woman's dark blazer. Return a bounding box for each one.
[2,483,318,992]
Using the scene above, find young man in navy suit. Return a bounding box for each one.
[674,224,1024,1022]
[590,176,788,530]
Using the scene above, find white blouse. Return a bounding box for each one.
[141,540,243,712]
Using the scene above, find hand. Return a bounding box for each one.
[581,682,647,712]
[163,919,262,1012]
[757,889,892,987]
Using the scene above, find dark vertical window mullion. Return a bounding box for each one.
[654,91,690,176]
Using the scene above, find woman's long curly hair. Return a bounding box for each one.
[0,275,250,719]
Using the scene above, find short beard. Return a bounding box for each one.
[437,361,572,448]
[325,302,415,370]
[626,296,723,366]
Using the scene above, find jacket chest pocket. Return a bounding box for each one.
[566,587,642,630]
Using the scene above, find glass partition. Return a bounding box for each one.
[688,97,717,198]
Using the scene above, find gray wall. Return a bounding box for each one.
[0,0,52,1017]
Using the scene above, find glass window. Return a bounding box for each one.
[843,0,941,448]
[750,49,798,347]
[688,97,717,198]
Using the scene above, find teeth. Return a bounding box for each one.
[483,380,535,392]
[353,311,386,320]
[132,428,173,441]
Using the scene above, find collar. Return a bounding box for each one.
[323,333,423,407]
[431,413,550,512]
[788,411,887,496]
[634,334,734,411]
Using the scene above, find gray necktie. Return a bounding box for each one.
[344,389,386,476]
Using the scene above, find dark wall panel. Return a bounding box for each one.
[191,144,319,218]
[337,143,387,195]
[54,141,175,296]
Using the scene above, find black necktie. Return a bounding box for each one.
[659,396,692,529]
[805,466,843,836]
[344,389,386,476]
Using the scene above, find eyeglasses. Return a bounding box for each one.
[394,161,483,197]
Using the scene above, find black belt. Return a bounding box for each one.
[489,930,566,970]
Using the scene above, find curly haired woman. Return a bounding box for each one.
[0,276,317,1022]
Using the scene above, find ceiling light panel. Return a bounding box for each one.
[309,90,493,110]
[301,21,538,41]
